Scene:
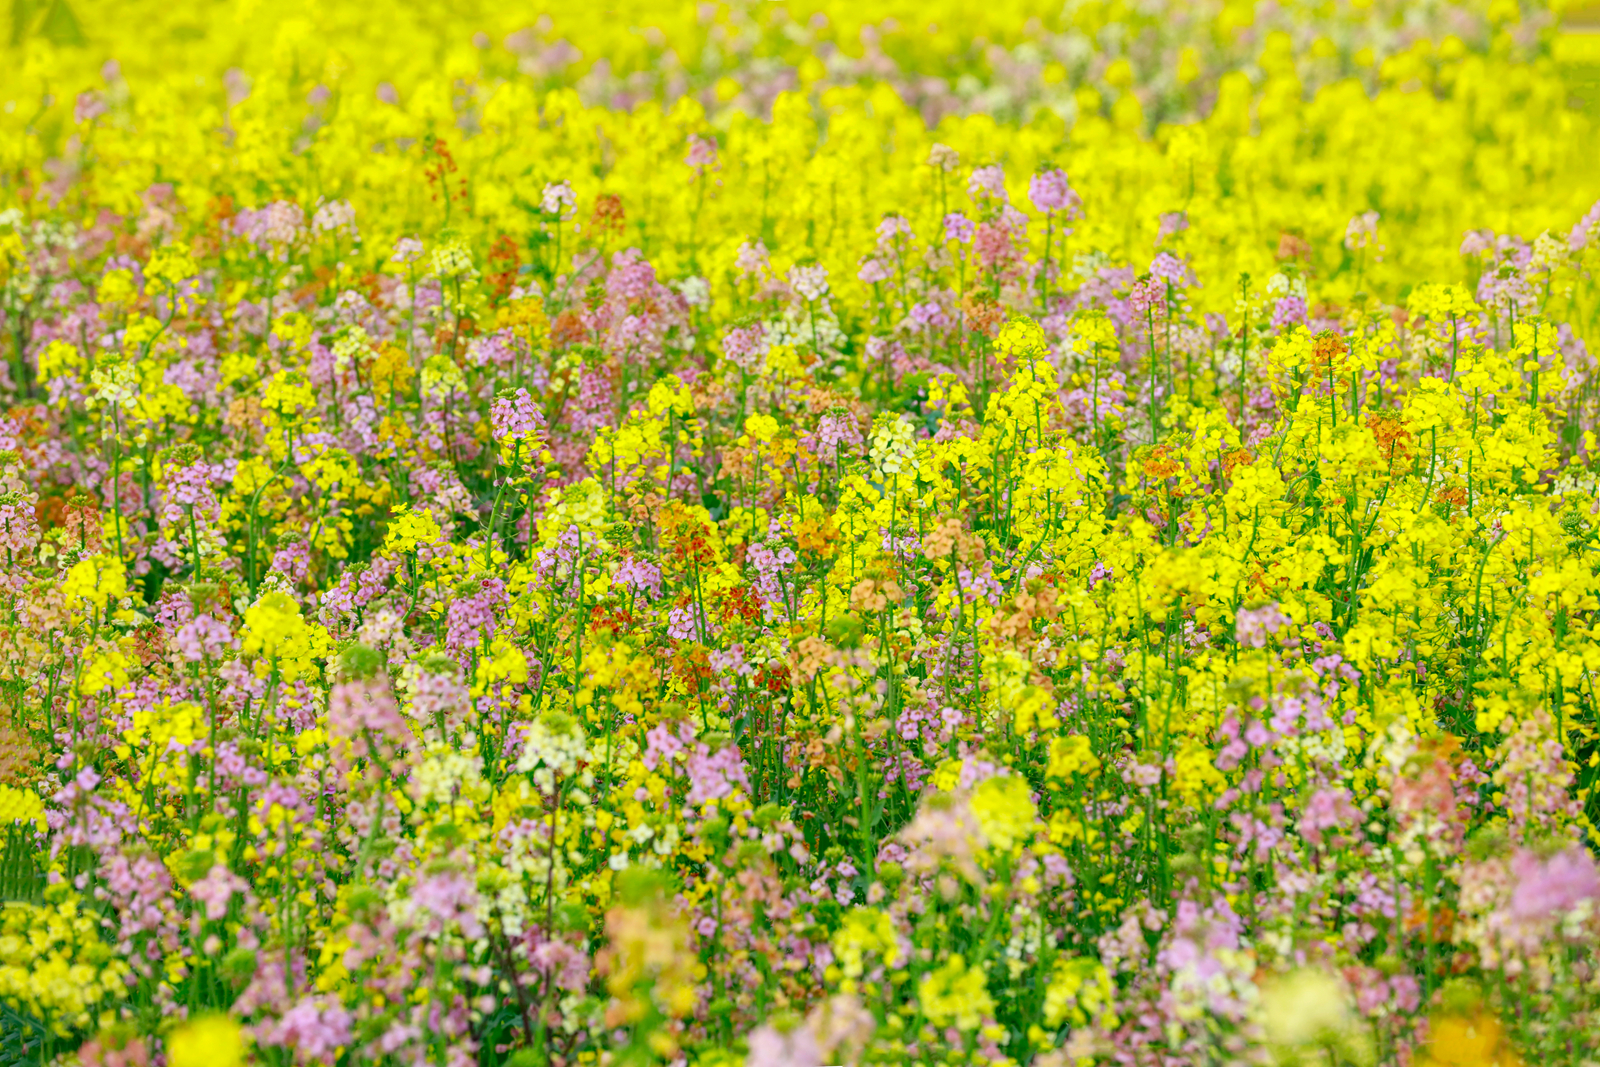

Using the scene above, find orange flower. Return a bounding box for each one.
[1311,330,1348,369]
[1140,446,1181,481]
[795,513,840,558]
[1366,411,1412,473]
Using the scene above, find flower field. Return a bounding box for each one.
[2,0,1600,1064]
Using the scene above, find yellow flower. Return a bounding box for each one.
[930,758,964,792]
[260,369,317,427]
[969,775,1037,852]
[647,375,694,417]
[168,1014,244,1067]
[1043,956,1118,1029]
[1171,741,1225,806]
[1046,735,1100,779]
[743,413,780,444]
[475,635,530,691]
[36,339,83,384]
[918,954,995,1032]
[383,504,443,554]
[143,241,199,295]
[996,317,1049,360]
[1415,1012,1521,1067]
[61,554,128,610]
[369,344,414,397]
[96,269,138,309]
[831,907,902,984]
[0,785,44,829]
[240,591,330,681]
[0,894,130,1036]
[79,645,132,696]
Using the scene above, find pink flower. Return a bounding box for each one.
[74,91,107,124]
[1507,846,1600,924]
[746,1023,820,1067]
[643,720,692,770]
[540,180,576,216]
[160,462,220,526]
[490,387,546,443]
[1272,294,1308,329]
[408,869,483,940]
[172,615,236,662]
[685,743,751,806]
[973,222,1018,269]
[968,164,1008,202]
[1300,786,1359,848]
[735,239,769,276]
[328,677,412,771]
[190,863,248,920]
[614,556,663,600]
[876,213,913,249]
[529,936,592,993]
[233,200,305,248]
[1569,199,1600,252]
[1149,252,1191,286]
[1127,275,1167,317]
[686,134,719,169]
[272,996,352,1061]
[857,253,894,284]
[905,301,947,331]
[788,263,829,302]
[1236,603,1291,648]
[1028,167,1081,216]
[722,324,769,373]
[943,212,975,243]
[0,493,40,554]
[1157,210,1189,243]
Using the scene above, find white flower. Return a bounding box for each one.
[430,241,475,280]
[869,413,918,479]
[788,263,829,302]
[514,714,589,793]
[673,276,710,307]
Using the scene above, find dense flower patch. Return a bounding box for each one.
[1,1,1600,1065]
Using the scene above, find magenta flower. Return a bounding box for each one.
[968,164,1008,202]
[490,387,546,444]
[1028,167,1082,217]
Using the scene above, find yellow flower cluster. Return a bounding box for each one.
[382,504,444,555]
[240,590,332,681]
[0,786,44,829]
[919,954,997,1032]
[0,895,129,1036]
